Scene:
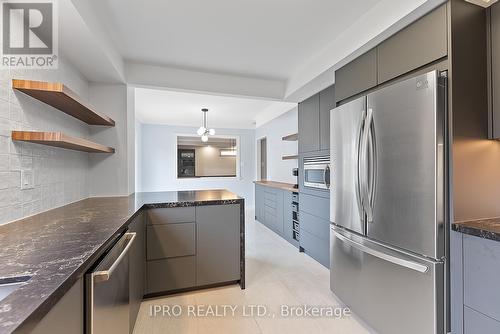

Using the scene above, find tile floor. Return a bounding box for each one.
[133,209,375,334]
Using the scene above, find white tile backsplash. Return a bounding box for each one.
[0,57,91,225]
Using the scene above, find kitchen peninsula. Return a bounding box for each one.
[0,190,244,334]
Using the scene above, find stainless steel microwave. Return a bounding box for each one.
[303,155,330,190]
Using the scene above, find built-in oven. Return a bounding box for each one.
[303,155,330,190]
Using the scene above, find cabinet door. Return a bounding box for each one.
[464,306,500,334]
[147,256,196,294]
[30,278,83,334]
[196,204,241,286]
[464,234,500,321]
[491,3,500,138]
[335,48,377,103]
[298,93,320,153]
[146,223,196,260]
[300,229,330,268]
[377,4,447,84]
[319,85,335,151]
[128,213,145,333]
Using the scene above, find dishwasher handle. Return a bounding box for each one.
[93,232,136,283]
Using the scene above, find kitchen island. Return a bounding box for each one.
[0,190,244,334]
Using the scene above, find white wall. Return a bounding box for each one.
[88,84,134,196]
[139,124,256,207]
[135,120,142,192]
[0,56,91,225]
[255,107,298,184]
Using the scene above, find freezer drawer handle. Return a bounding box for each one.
[93,232,136,282]
[332,228,428,273]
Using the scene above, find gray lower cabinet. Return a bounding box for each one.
[299,211,329,268]
[453,232,500,333]
[299,193,330,268]
[145,205,241,294]
[300,229,329,268]
[464,306,500,334]
[29,278,83,334]
[298,93,320,153]
[196,205,240,286]
[255,184,297,248]
[129,212,145,333]
[463,234,500,321]
[147,223,196,260]
[335,48,377,103]
[147,256,196,293]
[263,188,284,235]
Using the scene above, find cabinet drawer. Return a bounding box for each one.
[335,48,377,102]
[377,4,447,83]
[147,223,195,260]
[264,190,278,206]
[464,234,500,321]
[146,256,196,294]
[300,229,329,268]
[300,211,329,241]
[464,306,500,334]
[147,207,195,225]
[300,193,330,221]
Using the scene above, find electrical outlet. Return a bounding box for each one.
[21,170,34,190]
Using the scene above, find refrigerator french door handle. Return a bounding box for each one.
[331,226,429,273]
[324,164,331,189]
[360,108,374,223]
[356,112,366,221]
[366,108,376,223]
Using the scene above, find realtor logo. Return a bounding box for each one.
[1,0,58,68]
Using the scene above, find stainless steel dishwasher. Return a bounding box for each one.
[86,232,136,334]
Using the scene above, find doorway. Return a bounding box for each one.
[257,137,267,180]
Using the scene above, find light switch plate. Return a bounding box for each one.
[21,170,34,190]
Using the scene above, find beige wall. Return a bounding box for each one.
[194,146,236,177]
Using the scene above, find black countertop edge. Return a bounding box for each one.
[452,217,500,242]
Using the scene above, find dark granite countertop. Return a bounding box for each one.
[0,190,243,334]
[452,217,500,242]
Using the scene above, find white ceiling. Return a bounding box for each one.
[135,88,296,129]
[91,0,382,81]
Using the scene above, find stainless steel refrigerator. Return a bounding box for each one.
[329,70,448,334]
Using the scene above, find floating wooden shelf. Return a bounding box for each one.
[12,131,115,153]
[282,133,298,141]
[282,154,298,160]
[12,79,115,126]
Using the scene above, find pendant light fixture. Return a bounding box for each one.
[196,108,215,142]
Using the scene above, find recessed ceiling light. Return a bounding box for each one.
[465,0,499,8]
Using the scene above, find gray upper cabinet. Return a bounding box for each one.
[377,4,447,84]
[196,205,240,286]
[319,85,335,150]
[129,213,145,333]
[335,48,377,103]
[298,85,334,153]
[489,3,500,138]
[334,4,447,103]
[298,93,320,153]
